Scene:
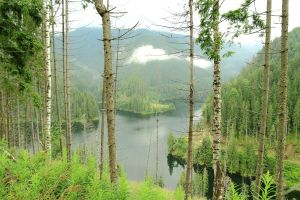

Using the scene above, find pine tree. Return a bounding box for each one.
[276,0,289,199]
[255,0,272,195]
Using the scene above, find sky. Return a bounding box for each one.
[63,0,300,45]
[58,0,300,69]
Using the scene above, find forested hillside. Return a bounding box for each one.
[202,27,300,137]
[61,28,260,114]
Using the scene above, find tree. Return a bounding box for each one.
[185,0,195,199]
[99,78,105,179]
[65,0,72,162]
[276,0,289,199]
[93,0,118,183]
[195,0,264,198]
[255,0,272,195]
[50,0,61,125]
[43,0,52,158]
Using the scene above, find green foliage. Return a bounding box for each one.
[134,178,168,200]
[195,0,263,60]
[0,150,130,200]
[201,27,300,137]
[117,77,175,115]
[0,149,185,200]
[194,137,213,167]
[225,182,247,200]
[252,172,275,200]
[70,88,99,121]
[174,186,185,200]
[167,135,188,159]
[167,133,176,153]
[284,161,300,188]
[193,168,208,198]
[0,0,43,92]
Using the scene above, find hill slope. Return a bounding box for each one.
[55,28,260,114]
[201,27,300,136]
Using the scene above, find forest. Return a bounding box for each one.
[0,0,299,200]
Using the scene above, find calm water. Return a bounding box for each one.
[72,104,202,189]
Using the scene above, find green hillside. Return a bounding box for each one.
[55,28,260,115]
[201,27,300,137]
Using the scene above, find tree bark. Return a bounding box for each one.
[65,0,72,162]
[17,98,21,147]
[6,93,12,148]
[156,114,159,184]
[30,101,36,154]
[50,0,61,125]
[95,0,118,183]
[276,0,289,199]
[114,29,120,108]
[185,0,194,199]
[99,80,105,179]
[43,0,52,159]
[212,1,224,199]
[0,91,4,141]
[255,0,272,195]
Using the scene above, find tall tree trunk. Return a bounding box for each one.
[43,0,52,158]
[114,29,120,109]
[6,93,12,148]
[185,0,194,199]
[17,98,21,147]
[95,0,118,183]
[255,0,272,195]
[99,80,105,179]
[10,97,14,147]
[37,80,45,150]
[62,0,67,160]
[30,101,36,154]
[0,91,3,141]
[65,0,72,162]
[50,0,61,125]
[155,114,159,184]
[276,0,289,199]
[212,1,224,199]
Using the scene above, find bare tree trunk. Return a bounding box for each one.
[62,0,67,160]
[114,29,120,109]
[0,91,4,141]
[50,0,61,125]
[276,0,289,199]
[37,80,45,150]
[6,93,12,148]
[35,107,41,149]
[185,0,194,199]
[17,98,21,147]
[43,0,52,158]
[155,114,159,184]
[10,97,15,147]
[95,0,118,183]
[30,101,36,154]
[255,0,272,195]
[65,0,72,162]
[212,1,224,199]
[100,80,105,179]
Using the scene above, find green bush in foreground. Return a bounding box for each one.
[0,149,185,200]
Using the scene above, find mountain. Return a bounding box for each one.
[201,27,300,136]
[54,28,260,113]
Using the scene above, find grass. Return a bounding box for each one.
[0,147,191,200]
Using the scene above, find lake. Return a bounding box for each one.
[72,103,202,189]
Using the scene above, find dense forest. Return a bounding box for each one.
[202,27,300,138]
[0,0,299,200]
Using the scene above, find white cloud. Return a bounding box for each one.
[126,45,179,64]
[192,58,212,69]
[127,45,212,69]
